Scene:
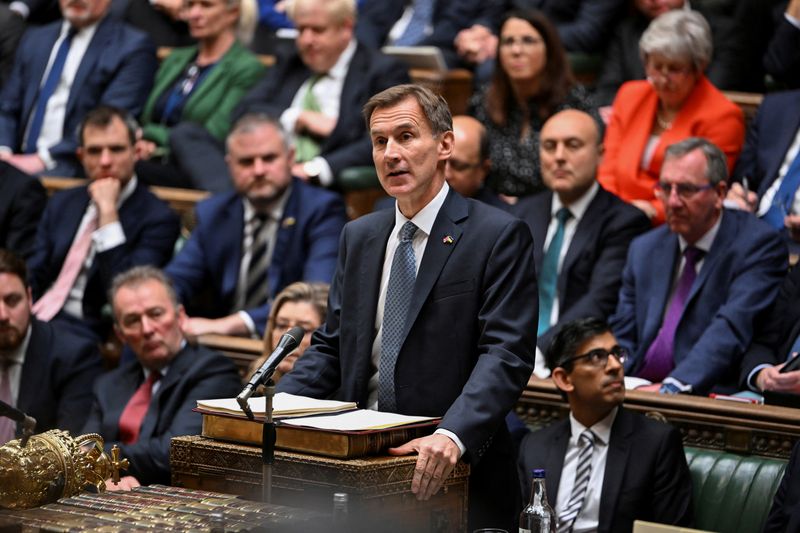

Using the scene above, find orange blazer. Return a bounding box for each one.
[597,77,744,225]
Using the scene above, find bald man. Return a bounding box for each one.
[512,109,650,373]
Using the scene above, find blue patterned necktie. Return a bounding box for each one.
[379,221,418,412]
[25,26,77,154]
[395,0,433,46]
[558,430,596,533]
[763,150,800,230]
[538,207,572,336]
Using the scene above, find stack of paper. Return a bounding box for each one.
[280,410,437,432]
[197,392,357,418]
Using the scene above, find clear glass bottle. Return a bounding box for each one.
[333,492,349,530]
[519,469,556,533]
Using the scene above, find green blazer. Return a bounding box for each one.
[141,41,265,150]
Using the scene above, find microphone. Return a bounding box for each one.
[236,326,305,419]
[0,399,36,447]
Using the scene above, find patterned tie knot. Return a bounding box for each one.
[400,221,418,243]
[579,429,595,448]
[556,207,573,225]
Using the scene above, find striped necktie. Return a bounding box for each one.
[243,214,270,310]
[558,430,596,533]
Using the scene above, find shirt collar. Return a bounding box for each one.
[326,39,357,82]
[0,324,32,367]
[393,182,449,238]
[568,405,618,447]
[551,182,599,222]
[60,18,100,40]
[678,209,723,254]
[243,183,292,224]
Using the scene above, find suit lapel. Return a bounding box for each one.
[598,409,633,532]
[67,16,112,118]
[139,346,192,439]
[16,321,48,416]
[325,44,366,151]
[560,190,605,298]
[357,212,394,360]
[644,232,679,344]
[267,185,300,300]
[24,26,61,124]
[529,194,552,272]
[221,196,245,300]
[766,104,800,186]
[545,420,570,508]
[685,211,732,307]
[403,190,466,341]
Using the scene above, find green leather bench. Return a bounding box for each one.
[685,447,787,533]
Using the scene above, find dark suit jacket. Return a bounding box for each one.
[166,179,347,336]
[0,15,156,175]
[739,264,800,389]
[14,318,103,437]
[513,186,650,351]
[355,0,475,51]
[0,162,46,260]
[28,180,180,330]
[518,408,693,533]
[733,90,800,200]
[234,42,409,178]
[764,440,800,532]
[510,0,625,52]
[278,189,537,530]
[82,343,241,485]
[611,209,787,394]
[764,3,800,89]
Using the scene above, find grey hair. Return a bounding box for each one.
[664,137,728,185]
[109,266,180,322]
[363,84,453,137]
[226,112,292,152]
[286,0,356,25]
[639,10,712,73]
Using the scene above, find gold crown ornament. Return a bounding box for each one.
[0,430,128,509]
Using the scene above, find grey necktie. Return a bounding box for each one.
[378,221,418,412]
[243,214,269,310]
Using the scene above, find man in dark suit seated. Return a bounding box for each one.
[82,266,241,489]
[611,137,787,395]
[513,109,650,375]
[0,161,46,261]
[27,106,180,341]
[0,0,156,177]
[234,0,410,186]
[764,440,800,532]
[166,113,347,338]
[726,89,800,250]
[518,317,693,532]
[0,249,102,445]
[278,84,537,531]
[739,264,800,394]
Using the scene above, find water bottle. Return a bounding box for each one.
[519,469,556,533]
[332,492,349,531]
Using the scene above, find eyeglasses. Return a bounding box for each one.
[654,182,714,199]
[562,346,627,368]
[499,35,543,49]
[645,61,693,79]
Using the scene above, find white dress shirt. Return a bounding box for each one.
[757,126,800,217]
[280,39,357,186]
[555,407,618,533]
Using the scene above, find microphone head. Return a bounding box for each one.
[283,326,306,348]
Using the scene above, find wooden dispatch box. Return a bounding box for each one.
[171,435,469,532]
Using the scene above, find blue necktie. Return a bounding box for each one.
[762,151,800,230]
[25,26,77,154]
[538,208,571,336]
[379,221,418,412]
[395,0,433,46]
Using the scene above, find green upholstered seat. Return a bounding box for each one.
[685,447,787,533]
[338,166,380,191]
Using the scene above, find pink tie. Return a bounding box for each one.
[0,362,16,445]
[32,214,98,321]
[118,371,160,445]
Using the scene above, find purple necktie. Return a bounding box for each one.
[638,246,703,382]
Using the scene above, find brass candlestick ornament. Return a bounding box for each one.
[0,430,129,509]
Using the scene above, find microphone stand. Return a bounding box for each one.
[262,380,276,504]
[0,399,36,447]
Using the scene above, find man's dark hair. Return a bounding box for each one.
[545,317,612,373]
[78,105,138,146]
[362,84,452,136]
[0,249,28,289]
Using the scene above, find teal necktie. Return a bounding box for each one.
[538,207,572,336]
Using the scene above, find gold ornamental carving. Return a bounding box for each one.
[0,430,128,509]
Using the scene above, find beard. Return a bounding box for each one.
[0,324,24,351]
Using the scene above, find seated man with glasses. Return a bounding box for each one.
[518,317,693,532]
[610,137,787,395]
